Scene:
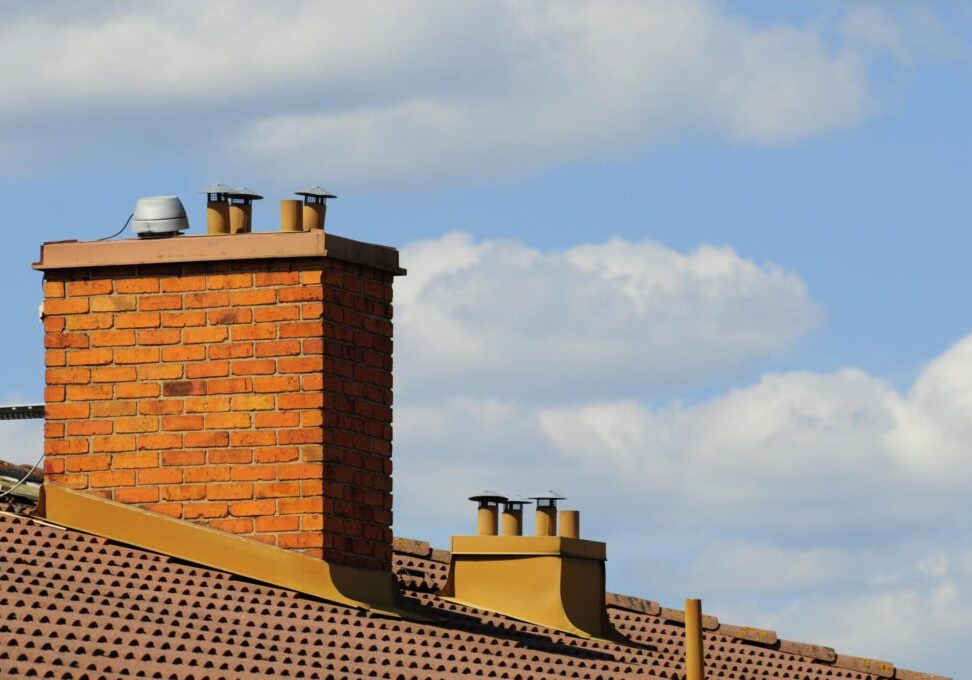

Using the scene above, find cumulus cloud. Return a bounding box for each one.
[391,331,972,672]
[388,230,972,672]
[537,336,972,534]
[0,1,946,184]
[395,232,818,400]
[713,544,972,674]
[395,334,972,539]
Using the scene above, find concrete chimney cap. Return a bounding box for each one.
[295,186,337,199]
[469,490,507,504]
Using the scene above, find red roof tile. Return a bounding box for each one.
[0,507,950,679]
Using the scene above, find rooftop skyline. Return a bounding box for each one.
[1,2,970,674]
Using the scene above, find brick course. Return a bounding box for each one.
[42,256,394,570]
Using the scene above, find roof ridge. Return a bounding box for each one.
[10,517,954,679]
[604,592,660,616]
[391,535,450,563]
[648,604,953,680]
[394,535,953,679]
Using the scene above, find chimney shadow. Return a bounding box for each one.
[406,595,658,661]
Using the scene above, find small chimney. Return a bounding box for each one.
[35,222,404,573]
[295,187,336,231]
[442,491,612,638]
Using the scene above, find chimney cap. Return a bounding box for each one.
[528,490,565,501]
[469,490,507,505]
[227,187,263,200]
[503,495,533,508]
[296,186,337,200]
[199,183,235,196]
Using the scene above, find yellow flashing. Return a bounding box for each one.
[38,484,431,621]
[441,533,612,639]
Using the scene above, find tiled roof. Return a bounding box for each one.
[0,503,949,679]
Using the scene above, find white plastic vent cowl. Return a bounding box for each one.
[132,196,189,238]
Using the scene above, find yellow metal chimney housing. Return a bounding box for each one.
[441,491,613,639]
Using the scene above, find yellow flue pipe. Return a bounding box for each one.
[685,598,705,680]
[477,506,499,536]
[280,200,302,232]
[559,510,579,538]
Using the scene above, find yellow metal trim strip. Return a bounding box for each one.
[451,534,607,561]
[39,484,431,620]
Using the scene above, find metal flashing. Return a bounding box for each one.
[441,533,612,639]
[38,483,430,620]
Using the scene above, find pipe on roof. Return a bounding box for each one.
[685,598,705,680]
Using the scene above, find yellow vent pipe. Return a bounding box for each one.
[469,491,507,536]
[202,186,339,235]
[530,491,565,536]
[280,200,302,232]
[501,497,532,536]
[559,510,579,538]
[471,491,581,539]
[296,186,336,231]
[685,598,705,680]
[228,188,262,234]
[203,185,234,235]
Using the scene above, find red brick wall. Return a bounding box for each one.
[41,256,394,570]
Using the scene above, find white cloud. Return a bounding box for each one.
[730,545,972,674]
[0,1,945,184]
[537,335,972,532]
[395,232,818,400]
[388,230,972,673]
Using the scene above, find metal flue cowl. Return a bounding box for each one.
[132,196,189,238]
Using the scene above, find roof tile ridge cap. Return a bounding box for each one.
[826,653,895,678]
[776,638,838,663]
[714,621,779,646]
[429,547,451,563]
[605,592,661,616]
[392,536,432,558]
[894,668,954,680]
[659,606,719,630]
[390,536,451,563]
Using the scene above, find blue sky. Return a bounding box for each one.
[2,1,971,674]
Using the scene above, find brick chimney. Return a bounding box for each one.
[35,231,403,571]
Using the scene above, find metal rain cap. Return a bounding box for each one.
[469,490,507,504]
[503,495,533,508]
[199,183,235,196]
[296,186,337,199]
[528,490,565,501]
[228,187,263,200]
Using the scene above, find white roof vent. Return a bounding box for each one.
[132,196,189,238]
